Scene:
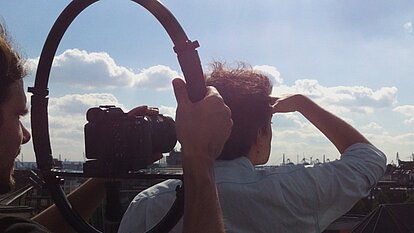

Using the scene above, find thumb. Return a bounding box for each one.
[172,78,191,105]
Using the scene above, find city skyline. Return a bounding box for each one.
[1,0,413,164]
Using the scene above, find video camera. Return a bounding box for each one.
[83,105,177,177]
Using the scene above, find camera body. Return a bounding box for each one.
[83,105,177,176]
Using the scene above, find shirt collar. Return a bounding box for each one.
[215,156,255,171]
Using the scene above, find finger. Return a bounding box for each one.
[205,86,220,97]
[271,100,283,114]
[172,78,191,106]
[204,86,225,105]
[272,101,293,114]
[128,106,159,116]
[269,96,278,105]
[271,107,280,114]
[272,102,283,114]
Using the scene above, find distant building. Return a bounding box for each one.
[166,150,182,167]
[14,161,37,170]
[391,160,414,186]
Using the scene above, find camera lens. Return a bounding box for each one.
[150,115,177,153]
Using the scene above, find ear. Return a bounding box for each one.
[257,127,265,137]
[255,128,264,145]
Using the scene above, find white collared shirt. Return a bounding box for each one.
[118,143,386,233]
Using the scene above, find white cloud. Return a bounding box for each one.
[270,119,414,165]
[135,65,180,91]
[159,105,176,118]
[393,105,414,124]
[27,49,180,90]
[366,131,414,162]
[253,65,284,86]
[404,21,413,34]
[49,93,123,116]
[24,59,38,77]
[362,122,383,131]
[272,79,398,114]
[272,113,307,129]
[267,80,402,165]
[270,124,338,165]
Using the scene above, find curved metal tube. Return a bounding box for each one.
[30,0,205,232]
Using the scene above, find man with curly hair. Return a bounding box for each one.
[119,62,387,233]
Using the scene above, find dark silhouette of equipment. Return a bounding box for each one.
[28,0,206,232]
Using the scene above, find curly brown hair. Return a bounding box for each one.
[206,62,273,160]
[0,23,26,125]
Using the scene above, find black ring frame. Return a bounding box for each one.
[29,0,206,232]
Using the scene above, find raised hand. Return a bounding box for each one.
[271,94,305,114]
[172,77,230,233]
[173,78,233,161]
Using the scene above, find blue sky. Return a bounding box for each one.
[1,0,413,164]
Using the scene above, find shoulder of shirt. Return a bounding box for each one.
[341,143,387,162]
[135,179,182,200]
[214,143,386,183]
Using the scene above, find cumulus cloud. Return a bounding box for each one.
[27,49,180,90]
[325,86,398,113]
[272,79,398,114]
[253,66,398,115]
[270,121,339,165]
[362,122,383,131]
[404,21,413,34]
[49,93,123,116]
[365,131,414,162]
[267,78,401,164]
[272,113,307,129]
[253,65,284,86]
[393,105,414,124]
[135,65,180,91]
[24,59,38,77]
[23,93,123,160]
[159,105,176,118]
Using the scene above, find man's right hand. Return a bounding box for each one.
[172,78,233,162]
[172,78,229,233]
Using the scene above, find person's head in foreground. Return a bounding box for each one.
[0,23,31,194]
[206,62,274,165]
